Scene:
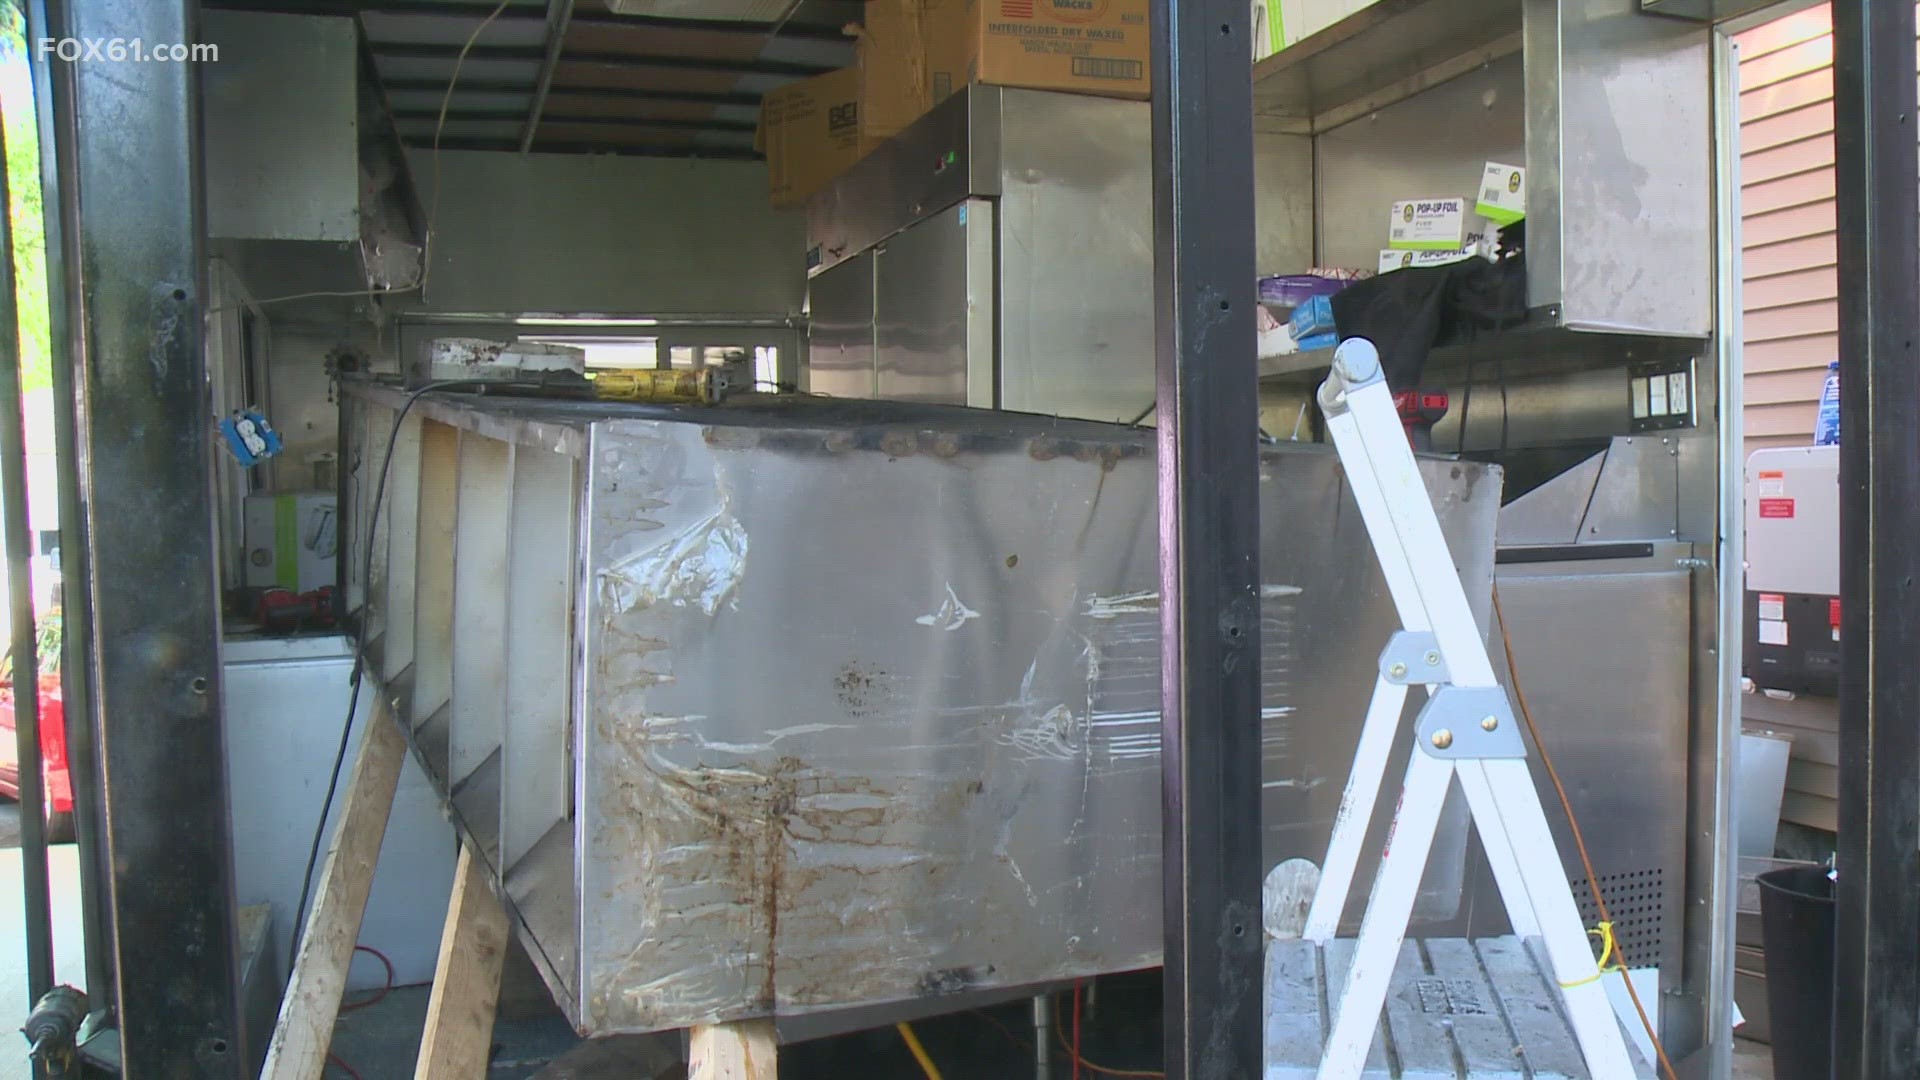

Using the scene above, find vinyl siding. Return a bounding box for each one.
[1735,5,1839,453]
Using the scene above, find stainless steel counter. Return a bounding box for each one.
[341,383,1502,1036]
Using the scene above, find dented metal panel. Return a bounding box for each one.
[341,384,1501,1036]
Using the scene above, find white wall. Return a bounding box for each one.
[400,149,807,318]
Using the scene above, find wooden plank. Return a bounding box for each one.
[261,701,408,1080]
[414,843,511,1080]
[688,1020,778,1080]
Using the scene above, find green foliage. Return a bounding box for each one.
[0,4,49,395]
[0,608,60,682]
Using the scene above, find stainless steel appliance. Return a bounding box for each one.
[1490,434,1703,981]
[804,87,1155,423]
[340,384,1501,1037]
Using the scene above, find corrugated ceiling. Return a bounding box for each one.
[205,0,862,157]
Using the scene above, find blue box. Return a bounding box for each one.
[1289,294,1336,340]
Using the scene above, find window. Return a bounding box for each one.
[520,336,658,370]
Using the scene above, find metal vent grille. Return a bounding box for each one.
[1569,867,1665,968]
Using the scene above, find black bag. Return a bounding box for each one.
[1329,221,1527,387]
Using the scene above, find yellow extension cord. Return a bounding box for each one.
[896,1022,945,1080]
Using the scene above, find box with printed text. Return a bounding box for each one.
[925,0,1151,105]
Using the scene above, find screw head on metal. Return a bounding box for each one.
[1388,661,1409,679]
[1431,729,1454,750]
[1424,650,1441,666]
[1481,715,1499,731]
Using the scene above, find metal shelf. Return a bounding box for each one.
[1251,0,1523,135]
[1257,323,1701,388]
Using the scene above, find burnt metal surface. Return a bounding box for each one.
[1833,1,1920,1076]
[343,385,1500,1036]
[53,0,245,1072]
[1149,0,1265,1076]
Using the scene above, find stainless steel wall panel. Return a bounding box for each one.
[805,89,1000,277]
[805,88,1154,423]
[875,201,987,406]
[1492,550,1693,979]
[201,11,360,243]
[1582,435,1681,541]
[1497,452,1604,545]
[804,254,877,399]
[995,90,1155,422]
[380,413,423,681]
[1524,0,1712,335]
[963,201,998,410]
[343,385,1501,1035]
[451,432,512,788]
[1314,59,1525,274]
[502,446,579,871]
[413,420,460,744]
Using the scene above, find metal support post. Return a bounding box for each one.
[1832,1,1920,1077]
[1032,993,1051,1080]
[51,0,246,1073]
[1148,1,1263,1078]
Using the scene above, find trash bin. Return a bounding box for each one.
[1757,864,1835,1080]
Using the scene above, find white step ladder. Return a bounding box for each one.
[1273,339,1644,1080]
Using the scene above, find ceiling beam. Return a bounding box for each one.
[379,76,762,108]
[198,0,852,42]
[520,0,575,152]
[404,135,762,160]
[396,107,757,133]
[370,41,831,78]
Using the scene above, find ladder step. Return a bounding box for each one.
[1264,936,1657,1079]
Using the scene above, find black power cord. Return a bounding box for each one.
[287,379,530,972]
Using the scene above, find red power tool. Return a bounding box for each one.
[255,585,336,633]
[1393,389,1450,451]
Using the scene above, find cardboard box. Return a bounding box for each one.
[244,492,337,592]
[1474,160,1527,225]
[1387,197,1469,251]
[758,1,931,208]
[855,0,932,137]
[1377,248,1479,274]
[758,67,881,208]
[925,0,1151,105]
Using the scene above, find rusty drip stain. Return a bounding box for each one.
[598,702,1000,1025]
[761,784,788,1008]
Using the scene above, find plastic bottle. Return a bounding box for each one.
[1815,360,1840,445]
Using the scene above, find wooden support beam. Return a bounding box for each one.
[413,842,512,1079]
[261,699,407,1080]
[688,1020,778,1080]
